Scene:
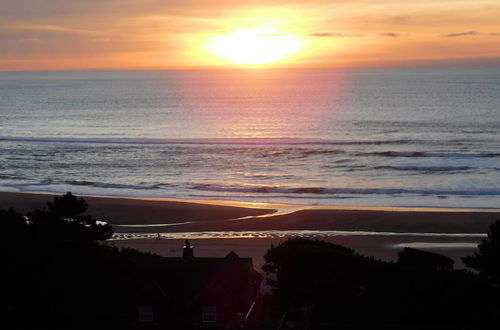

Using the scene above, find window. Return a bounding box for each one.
[138,305,153,322]
[202,306,217,323]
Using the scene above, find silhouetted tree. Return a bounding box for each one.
[263,238,379,302]
[463,219,500,285]
[398,247,454,271]
[48,191,88,217]
[1,207,29,232]
[0,192,113,243]
[1,193,119,327]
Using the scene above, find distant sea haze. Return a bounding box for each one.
[0,67,499,209]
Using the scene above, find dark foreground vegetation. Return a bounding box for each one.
[2,193,500,329]
[261,238,499,329]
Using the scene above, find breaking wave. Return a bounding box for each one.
[191,183,500,196]
[366,151,499,158]
[65,180,161,190]
[375,165,473,172]
[0,136,395,146]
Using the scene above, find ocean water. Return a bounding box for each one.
[0,67,499,208]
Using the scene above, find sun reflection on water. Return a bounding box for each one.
[170,69,344,139]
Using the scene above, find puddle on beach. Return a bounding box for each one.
[112,222,192,228]
[110,230,486,241]
[393,242,478,249]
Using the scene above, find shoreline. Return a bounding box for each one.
[2,191,499,233]
[1,190,499,214]
[1,191,499,234]
[2,190,499,267]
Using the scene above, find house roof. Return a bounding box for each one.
[122,250,263,314]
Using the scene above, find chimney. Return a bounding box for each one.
[183,239,194,258]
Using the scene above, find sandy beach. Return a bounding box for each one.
[1,191,499,269]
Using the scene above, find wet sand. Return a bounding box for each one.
[1,191,499,269]
[0,191,274,224]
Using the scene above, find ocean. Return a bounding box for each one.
[1,67,499,209]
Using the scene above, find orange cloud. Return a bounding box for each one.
[1,0,499,70]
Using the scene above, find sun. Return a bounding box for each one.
[209,28,302,65]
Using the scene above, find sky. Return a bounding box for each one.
[1,0,500,71]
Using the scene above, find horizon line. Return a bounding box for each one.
[2,57,500,73]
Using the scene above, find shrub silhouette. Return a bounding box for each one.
[48,191,88,217]
[1,192,112,243]
[463,219,500,284]
[398,247,454,271]
[262,238,495,327]
[263,238,380,303]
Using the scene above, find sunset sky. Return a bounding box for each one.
[1,0,500,71]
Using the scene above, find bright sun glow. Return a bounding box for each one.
[209,28,302,65]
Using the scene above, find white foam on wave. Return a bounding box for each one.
[190,183,500,196]
[0,135,399,146]
[383,165,473,172]
[2,183,500,211]
[7,181,500,200]
[368,151,499,158]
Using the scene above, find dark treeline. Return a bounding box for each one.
[3,193,164,329]
[2,193,500,329]
[261,238,499,329]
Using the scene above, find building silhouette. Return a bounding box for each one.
[126,240,263,329]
